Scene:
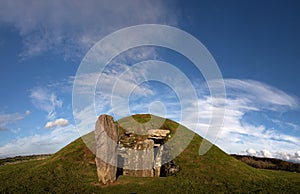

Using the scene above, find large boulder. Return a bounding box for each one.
[95,115,118,184]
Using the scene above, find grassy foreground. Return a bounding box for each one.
[1,114,300,193]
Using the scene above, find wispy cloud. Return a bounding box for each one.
[29,87,63,120]
[0,112,24,130]
[209,79,299,111]
[0,0,178,59]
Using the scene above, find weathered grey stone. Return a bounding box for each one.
[123,139,155,177]
[154,146,164,177]
[95,115,118,184]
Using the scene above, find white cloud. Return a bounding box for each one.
[246,148,257,156]
[30,87,63,120]
[243,149,300,163]
[260,149,273,158]
[25,110,31,115]
[276,151,300,163]
[44,122,55,129]
[44,118,69,129]
[0,0,178,59]
[54,118,69,127]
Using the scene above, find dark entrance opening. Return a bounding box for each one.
[117,154,124,178]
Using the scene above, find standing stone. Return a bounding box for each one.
[95,115,118,184]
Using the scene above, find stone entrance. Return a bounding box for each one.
[95,115,179,184]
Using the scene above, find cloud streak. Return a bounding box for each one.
[0,112,24,130]
[210,79,299,110]
[29,87,63,120]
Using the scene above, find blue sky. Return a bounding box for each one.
[0,0,300,162]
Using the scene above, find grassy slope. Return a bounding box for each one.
[1,114,300,193]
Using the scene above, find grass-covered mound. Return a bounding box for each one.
[1,114,300,193]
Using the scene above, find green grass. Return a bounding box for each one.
[1,114,300,193]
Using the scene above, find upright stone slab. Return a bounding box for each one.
[95,115,118,184]
[154,146,164,177]
[124,139,155,177]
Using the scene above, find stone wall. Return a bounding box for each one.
[117,128,173,177]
